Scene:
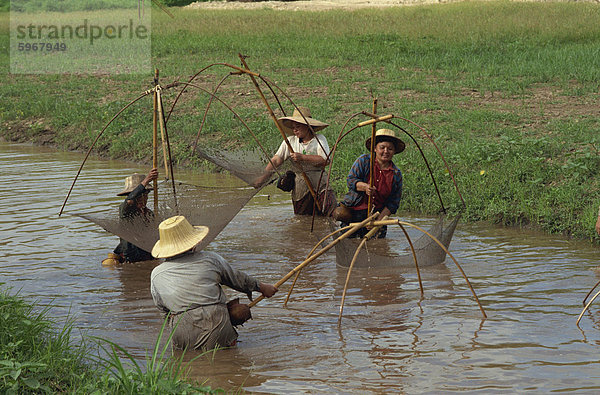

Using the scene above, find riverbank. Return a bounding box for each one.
[1,1,600,240]
[0,285,214,393]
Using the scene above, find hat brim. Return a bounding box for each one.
[279,116,329,135]
[116,187,153,197]
[365,135,406,154]
[151,225,209,259]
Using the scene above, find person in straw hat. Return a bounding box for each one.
[150,215,278,351]
[102,168,158,266]
[335,129,405,239]
[254,106,336,216]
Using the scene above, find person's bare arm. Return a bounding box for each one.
[142,168,158,187]
[253,155,284,188]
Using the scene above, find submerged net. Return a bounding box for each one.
[332,215,460,268]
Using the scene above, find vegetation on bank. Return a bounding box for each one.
[0,285,215,393]
[0,2,599,240]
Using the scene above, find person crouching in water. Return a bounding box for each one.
[103,168,158,265]
[254,106,336,216]
[150,215,278,351]
[335,129,405,239]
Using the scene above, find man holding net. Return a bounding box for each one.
[150,215,278,351]
[102,168,158,265]
[254,106,336,216]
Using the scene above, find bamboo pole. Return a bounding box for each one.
[357,114,393,127]
[156,89,179,214]
[152,69,159,213]
[367,98,377,215]
[283,221,364,306]
[156,89,170,180]
[398,222,424,296]
[583,279,600,306]
[248,213,379,308]
[59,91,151,216]
[345,218,486,317]
[237,54,322,212]
[577,288,600,326]
[338,220,385,322]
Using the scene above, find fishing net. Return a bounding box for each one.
[196,146,276,187]
[331,215,460,269]
[80,178,262,254]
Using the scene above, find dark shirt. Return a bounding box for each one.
[341,154,403,214]
[113,184,154,262]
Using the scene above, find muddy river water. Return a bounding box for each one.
[2,141,600,393]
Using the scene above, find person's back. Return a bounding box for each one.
[151,250,254,312]
[149,216,278,351]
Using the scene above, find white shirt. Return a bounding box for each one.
[275,134,330,172]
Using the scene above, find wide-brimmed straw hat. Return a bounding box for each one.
[365,128,406,154]
[116,173,154,196]
[151,216,209,259]
[278,107,329,135]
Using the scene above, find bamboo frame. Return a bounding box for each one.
[338,219,386,322]
[577,279,600,325]
[398,221,424,296]
[156,89,179,213]
[152,69,160,213]
[157,89,170,180]
[577,288,600,326]
[583,279,600,306]
[367,98,377,215]
[248,213,380,308]
[282,216,483,320]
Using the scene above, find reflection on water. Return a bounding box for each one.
[2,141,600,392]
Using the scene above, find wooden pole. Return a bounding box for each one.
[357,114,393,127]
[338,219,385,323]
[152,69,159,213]
[248,213,379,308]
[345,217,486,317]
[583,279,600,306]
[577,288,600,326]
[157,89,170,180]
[283,220,365,306]
[367,98,377,215]
[398,222,424,296]
[237,54,322,212]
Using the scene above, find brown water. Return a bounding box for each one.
[3,141,600,393]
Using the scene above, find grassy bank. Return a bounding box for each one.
[0,285,214,393]
[1,1,600,240]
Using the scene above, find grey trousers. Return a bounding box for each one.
[168,304,238,352]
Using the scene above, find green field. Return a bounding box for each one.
[1,1,600,240]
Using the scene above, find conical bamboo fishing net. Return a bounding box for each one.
[79,179,260,254]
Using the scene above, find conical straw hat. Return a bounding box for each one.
[152,216,209,259]
[278,106,329,135]
[365,128,405,154]
[117,173,154,196]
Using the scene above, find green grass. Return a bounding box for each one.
[0,284,216,393]
[1,1,600,240]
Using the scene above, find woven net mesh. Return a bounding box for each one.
[79,146,270,254]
